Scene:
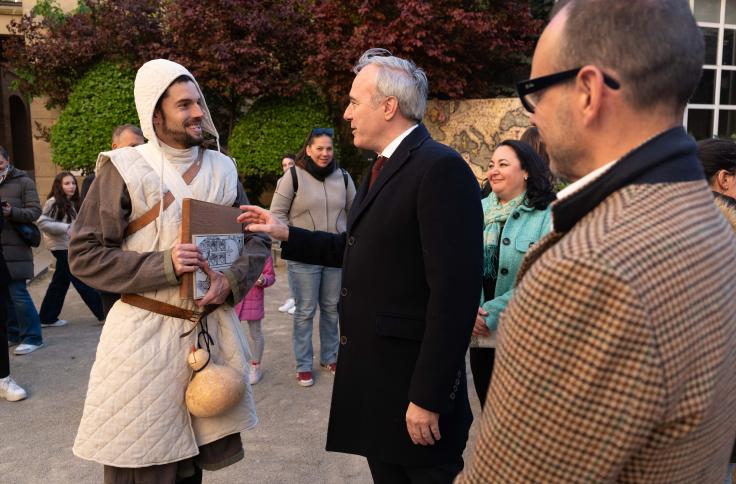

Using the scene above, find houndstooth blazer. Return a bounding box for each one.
[457,127,736,483]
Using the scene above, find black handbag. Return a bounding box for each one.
[13,222,41,248]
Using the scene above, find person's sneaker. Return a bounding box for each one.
[41,319,68,327]
[0,376,27,402]
[248,362,262,385]
[320,362,337,375]
[288,306,296,315]
[296,371,314,387]
[278,298,295,312]
[13,343,44,355]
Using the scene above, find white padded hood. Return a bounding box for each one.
[134,59,218,148]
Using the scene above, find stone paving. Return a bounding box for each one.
[0,255,481,483]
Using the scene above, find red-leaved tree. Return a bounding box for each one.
[4,0,165,108]
[161,0,313,140]
[305,0,543,104]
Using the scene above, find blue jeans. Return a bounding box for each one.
[288,261,341,372]
[4,279,42,346]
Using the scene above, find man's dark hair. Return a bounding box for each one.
[112,124,144,144]
[282,153,296,160]
[552,0,703,111]
[0,145,8,161]
[497,139,556,211]
[697,138,736,182]
[154,74,193,116]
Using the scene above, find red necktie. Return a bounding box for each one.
[369,155,387,188]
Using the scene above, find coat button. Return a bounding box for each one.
[512,212,520,219]
[502,237,510,245]
[341,288,348,296]
[340,335,347,345]
[500,268,509,275]
[452,385,458,392]
[348,236,356,246]
[449,392,456,400]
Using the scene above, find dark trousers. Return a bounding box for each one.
[367,457,464,484]
[1,286,9,378]
[469,347,496,408]
[39,250,104,323]
[100,291,120,319]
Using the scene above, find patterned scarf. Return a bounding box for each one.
[0,166,9,185]
[483,191,527,278]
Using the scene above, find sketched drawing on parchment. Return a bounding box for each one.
[193,233,244,299]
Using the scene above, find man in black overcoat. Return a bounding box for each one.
[239,48,483,483]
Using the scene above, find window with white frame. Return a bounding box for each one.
[687,0,736,139]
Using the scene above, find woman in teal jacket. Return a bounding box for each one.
[470,139,555,407]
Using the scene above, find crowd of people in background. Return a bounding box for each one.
[3,0,736,483]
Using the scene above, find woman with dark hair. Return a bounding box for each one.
[37,172,104,327]
[470,139,555,407]
[270,128,356,387]
[698,137,736,199]
[697,138,736,483]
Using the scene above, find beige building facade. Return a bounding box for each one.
[0,0,75,201]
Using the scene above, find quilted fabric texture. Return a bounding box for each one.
[73,60,256,467]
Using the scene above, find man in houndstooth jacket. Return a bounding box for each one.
[458,0,736,482]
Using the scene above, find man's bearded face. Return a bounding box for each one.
[154,80,205,149]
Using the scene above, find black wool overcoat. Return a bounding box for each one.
[282,124,483,466]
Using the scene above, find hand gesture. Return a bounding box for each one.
[1,203,11,217]
[171,243,203,277]
[197,260,231,307]
[406,402,441,446]
[237,205,289,241]
[472,307,490,336]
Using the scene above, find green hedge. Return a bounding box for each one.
[50,61,138,172]
[229,92,334,177]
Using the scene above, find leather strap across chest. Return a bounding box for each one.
[124,147,204,238]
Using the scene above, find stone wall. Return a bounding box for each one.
[423,98,530,185]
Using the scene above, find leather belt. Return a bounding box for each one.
[121,293,203,323]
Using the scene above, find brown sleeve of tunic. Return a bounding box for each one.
[221,181,270,304]
[456,255,665,483]
[68,160,177,294]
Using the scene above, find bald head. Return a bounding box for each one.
[112,124,145,149]
[544,0,703,113]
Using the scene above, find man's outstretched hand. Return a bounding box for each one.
[237,205,289,241]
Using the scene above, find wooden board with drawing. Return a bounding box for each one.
[180,198,244,299]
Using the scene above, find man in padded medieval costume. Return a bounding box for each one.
[68,59,270,483]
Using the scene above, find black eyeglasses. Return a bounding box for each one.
[310,127,334,137]
[516,67,621,113]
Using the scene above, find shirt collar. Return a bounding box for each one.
[551,126,701,233]
[556,159,619,201]
[379,124,419,159]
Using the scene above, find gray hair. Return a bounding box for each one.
[352,48,428,122]
[112,124,144,144]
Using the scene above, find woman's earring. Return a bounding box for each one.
[524,175,528,181]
